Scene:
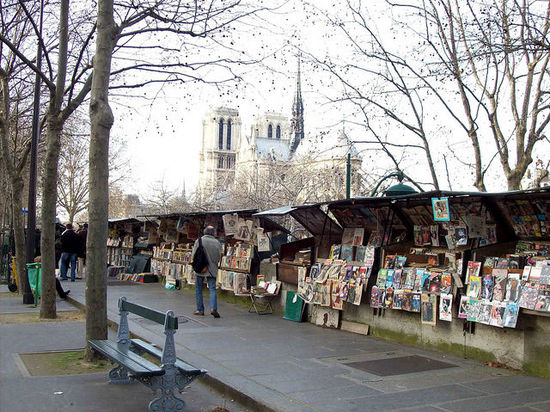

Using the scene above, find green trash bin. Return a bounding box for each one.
[26,263,41,305]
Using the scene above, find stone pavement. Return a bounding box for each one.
[62,279,550,411]
[0,285,248,412]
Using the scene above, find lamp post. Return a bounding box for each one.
[23,0,44,304]
[346,152,351,199]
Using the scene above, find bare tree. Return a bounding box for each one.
[304,0,550,191]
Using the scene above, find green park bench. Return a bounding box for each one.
[88,297,206,411]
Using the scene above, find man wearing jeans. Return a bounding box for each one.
[59,223,80,282]
[192,226,222,318]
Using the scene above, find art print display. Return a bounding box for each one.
[432,197,450,221]
[421,293,437,326]
[492,270,508,302]
[257,229,270,252]
[477,301,492,324]
[505,273,521,302]
[439,293,453,322]
[458,295,470,319]
[454,226,468,246]
[503,302,519,328]
[222,213,238,235]
[489,302,505,328]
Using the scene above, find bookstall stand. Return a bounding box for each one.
[106,218,151,277]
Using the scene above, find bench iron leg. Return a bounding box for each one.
[108,364,131,384]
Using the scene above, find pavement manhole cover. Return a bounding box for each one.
[345,355,457,376]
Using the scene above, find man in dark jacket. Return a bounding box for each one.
[191,226,222,318]
[60,223,80,281]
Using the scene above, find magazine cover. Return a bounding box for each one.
[341,227,356,246]
[535,285,550,312]
[529,266,542,282]
[432,197,450,221]
[458,295,470,319]
[440,273,452,294]
[330,244,342,260]
[392,269,403,289]
[518,282,539,310]
[496,257,510,269]
[429,272,441,293]
[385,269,395,288]
[454,226,468,246]
[331,280,344,310]
[352,228,365,246]
[522,266,532,281]
[340,245,354,262]
[316,264,332,284]
[392,290,404,310]
[421,271,431,292]
[297,267,307,295]
[402,291,412,311]
[481,274,494,300]
[384,287,394,309]
[503,302,519,328]
[467,275,482,298]
[430,225,440,247]
[367,230,382,247]
[466,298,481,322]
[328,263,343,280]
[466,261,481,284]
[377,268,388,287]
[492,269,508,301]
[310,263,322,281]
[439,293,453,322]
[477,300,492,324]
[489,302,505,327]
[414,268,424,291]
[483,257,497,268]
[505,273,521,302]
[396,256,408,269]
[222,213,238,235]
[421,294,437,326]
[233,273,248,295]
[403,268,416,290]
[320,282,331,307]
[354,245,367,262]
[540,266,550,285]
[411,292,421,312]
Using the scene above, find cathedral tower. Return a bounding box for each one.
[290,58,304,153]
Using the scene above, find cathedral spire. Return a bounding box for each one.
[290,57,304,153]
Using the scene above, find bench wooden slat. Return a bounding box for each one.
[121,300,178,329]
[89,339,165,377]
[131,339,206,376]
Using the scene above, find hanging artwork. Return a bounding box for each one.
[432,197,450,221]
[439,293,453,322]
[222,214,238,236]
[421,293,437,326]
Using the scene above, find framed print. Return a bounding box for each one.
[432,197,450,221]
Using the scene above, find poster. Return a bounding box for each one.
[432,197,450,221]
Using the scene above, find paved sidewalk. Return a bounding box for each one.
[0,286,247,412]
[62,279,550,411]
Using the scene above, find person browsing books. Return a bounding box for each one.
[192,226,222,318]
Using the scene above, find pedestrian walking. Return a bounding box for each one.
[59,223,80,282]
[77,223,88,279]
[192,226,222,318]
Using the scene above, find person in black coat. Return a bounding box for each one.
[59,223,80,281]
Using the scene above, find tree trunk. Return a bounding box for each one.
[11,178,27,294]
[85,0,116,361]
[39,115,62,319]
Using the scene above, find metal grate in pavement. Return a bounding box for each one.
[345,355,457,376]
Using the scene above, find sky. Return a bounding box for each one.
[107,0,549,201]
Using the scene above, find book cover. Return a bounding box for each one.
[402,291,412,311]
[518,282,539,310]
[529,266,542,282]
[396,256,407,269]
[330,244,342,260]
[439,293,453,322]
[328,263,343,280]
[349,281,363,306]
[432,197,450,221]
[352,228,365,246]
[354,245,367,262]
[392,269,403,289]
[467,275,482,298]
[429,272,442,293]
[320,282,331,307]
[483,257,497,268]
[414,268,424,291]
[467,298,481,322]
[477,300,492,324]
[458,295,470,319]
[492,269,508,302]
[411,292,421,312]
[370,286,380,308]
[403,268,416,290]
[392,290,404,310]
[340,245,354,262]
[384,254,397,269]
[489,302,505,327]
[466,261,481,285]
[540,266,550,285]
[421,293,437,325]
[377,268,388,287]
[331,280,344,310]
[421,271,431,292]
[535,285,550,312]
[367,230,382,247]
[496,257,510,269]
[522,266,532,281]
[384,287,394,309]
[505,273,521,302]
[440,273,452,294]
[365,246,376,266]
[385,269,395,288]
[414,225,423,246]
[341,227,356,246]
[481,274,494,301]
[310,263,322,280]
[503,302,519,328]
[454,226,468,246]
[430,225,440,247]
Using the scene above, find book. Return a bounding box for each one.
[529,266,542,282]
[466,261,481,285]
[411,292,421,313]
[428,273,441,293]
[354,245,367,262]
[503,302,519,328]
[505,273,521,302]
[413,268,424,291]
[393,290,404,310]
[439,293,453,322]
[330,244,341,260]
[489,302,506,327]
[341,228,356,246]
[331,280,344,310]
[421,293,437,325]
[458,295,470,319]
[467,298,482,322]
[518,282,538,310]
[377,268,388,287]
[535,285,550,312]
[496,257,510,269]
[384,287,394,309]
[370,286,381,308]
[480,274,494,301]
[340,245,354,262]
[402,291,412,311]
[522,266,532,281]
[440,273,452,294]
[421,271,431,292]
[467,275,482,299]
[352,228,365,246]
[477,300,493,324]
[492,269,508,302]
[454,226,468,246]
[392,269,403,289]
[403,268,416,290]
[540,266,550,285]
